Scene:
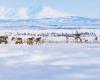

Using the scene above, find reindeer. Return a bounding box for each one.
[73,31,82,43]
[11,37,23,44]
[35,37,42,44]
[27,37,35,45]
[93,36,98,43]
[0,36,8,44]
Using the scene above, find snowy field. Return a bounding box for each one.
[0,29,100,80]
[0,43,100,80]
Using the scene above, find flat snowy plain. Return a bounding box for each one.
[0,29,100,80]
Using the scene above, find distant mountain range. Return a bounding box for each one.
[0,16,100,29]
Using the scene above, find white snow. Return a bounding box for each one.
[0,29,100,80]
[36,6,72,18]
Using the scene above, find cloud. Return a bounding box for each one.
[0,6,12,19]
[36,6,72,18]
[17,8,29,19]
[0,7,6,18]
[0,7,29,19]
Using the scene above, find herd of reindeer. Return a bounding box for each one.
[0,31,99,45]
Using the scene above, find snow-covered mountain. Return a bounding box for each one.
[0,16,100,29]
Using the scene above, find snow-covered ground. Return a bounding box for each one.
[0,43,100,80]
[0,29,100,80]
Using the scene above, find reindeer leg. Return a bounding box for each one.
[5,41,8,44]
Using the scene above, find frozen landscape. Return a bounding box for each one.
[0,29,100,80]
[0,14,100,80]
[0,0,100,80]
[0,43,100,80]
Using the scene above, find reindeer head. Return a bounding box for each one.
[11,37,15,41]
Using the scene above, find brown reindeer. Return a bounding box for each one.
[35,37,42,44]
[27,37,35,45]
[0,36,8,44]
[11,37,23,44]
